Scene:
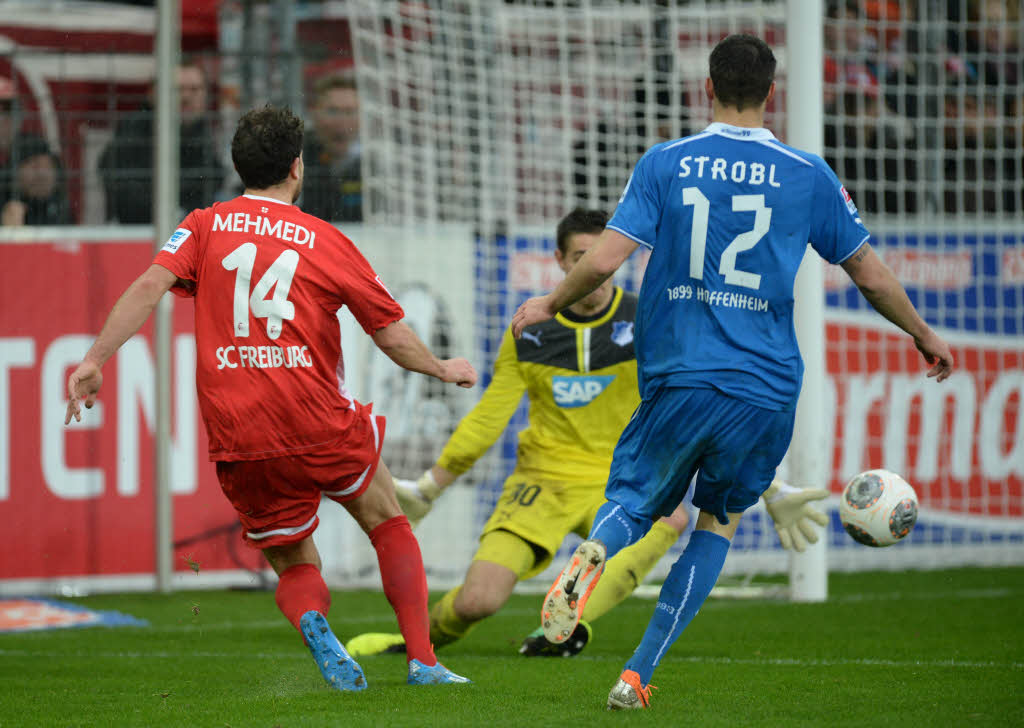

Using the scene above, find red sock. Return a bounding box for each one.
[369,515,436,665]
[274,563,331,633]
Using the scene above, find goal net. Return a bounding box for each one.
[317,0,1023,594]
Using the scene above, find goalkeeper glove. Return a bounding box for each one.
[763,479,829,552]
[393,470,444,529]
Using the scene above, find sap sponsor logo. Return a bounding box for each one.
[161,228,192,254]
[552,375,616,408]
[840,186,858,215]
[611,321,634,347]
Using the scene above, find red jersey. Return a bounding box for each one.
[153,194,404,461]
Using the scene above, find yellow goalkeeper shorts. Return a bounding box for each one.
[477,470,606,580]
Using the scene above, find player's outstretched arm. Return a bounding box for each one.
[397,327,528,528]
[841,243,954,382]
[762,480,830,552]
[371,320,477,388]
[393,464,458,528]
[65,264,178,425]
[512,229,637,338]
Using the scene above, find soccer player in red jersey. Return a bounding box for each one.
[64,105,477,690]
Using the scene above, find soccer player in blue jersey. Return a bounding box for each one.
[512,34,954,710]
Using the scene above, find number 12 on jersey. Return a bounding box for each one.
[222,243,299,339]
[682,187,771,290]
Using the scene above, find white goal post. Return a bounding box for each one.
[786,0,828,602]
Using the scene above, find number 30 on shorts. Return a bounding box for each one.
[507,482,541,507]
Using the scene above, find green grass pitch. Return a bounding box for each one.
[2,567,1022,727]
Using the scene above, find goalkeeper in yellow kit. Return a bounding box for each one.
[347,208,828,659]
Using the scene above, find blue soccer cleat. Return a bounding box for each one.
[299,611,367,691]
[406,659,472,685]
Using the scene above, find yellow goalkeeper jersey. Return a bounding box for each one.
[438,287,639,485]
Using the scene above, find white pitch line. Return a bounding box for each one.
[826,588,1014,603]
[143,609,543,633]
[0,648,308,660]
[630,587,1018,605]
[658,654,1024,670]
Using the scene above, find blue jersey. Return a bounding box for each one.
[608,122,869,411]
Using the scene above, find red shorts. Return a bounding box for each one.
[215,404,385,549]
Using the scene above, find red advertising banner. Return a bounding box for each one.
[1,238,264,583]
[827,320,1022,517]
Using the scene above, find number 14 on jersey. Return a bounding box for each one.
[222,243,299,339]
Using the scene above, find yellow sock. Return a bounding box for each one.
[582,520,679,622]
[428,586,476,647]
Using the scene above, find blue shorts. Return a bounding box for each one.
[605,386,795,524]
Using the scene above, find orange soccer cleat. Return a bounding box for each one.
[606,669,656,710]
[540,539,606,644]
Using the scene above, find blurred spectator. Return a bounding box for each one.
[978,0,1021,83]
[942,88,1020,214]
[824,0,881,110]
[0,134,71,226]
[99,59,223,223]
[862,0,904,55]
[948,0,1022,84]
[880,1,925,118]
[572,82,689,210]
[824,70,919,215]
[0,77,23,207]
[572,118,638,212]
[300,74,362,223]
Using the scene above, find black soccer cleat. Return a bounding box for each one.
[519,619,592,657]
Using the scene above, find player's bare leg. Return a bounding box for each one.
[262,536,366,691]
[343,459,470,684]
[263,537,322,574]
[660,506,689,534]
[454,559,519,620]
[426,558,519,647]
[609,510,742,709]
[341,459,404,533]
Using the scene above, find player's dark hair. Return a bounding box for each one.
[556,208,608,254]
[231,105,304,189]
[708,34,776,112]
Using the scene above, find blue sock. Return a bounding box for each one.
[588,501,652,560]
[624,529,731,684]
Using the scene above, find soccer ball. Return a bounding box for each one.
[839,469,919,547]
